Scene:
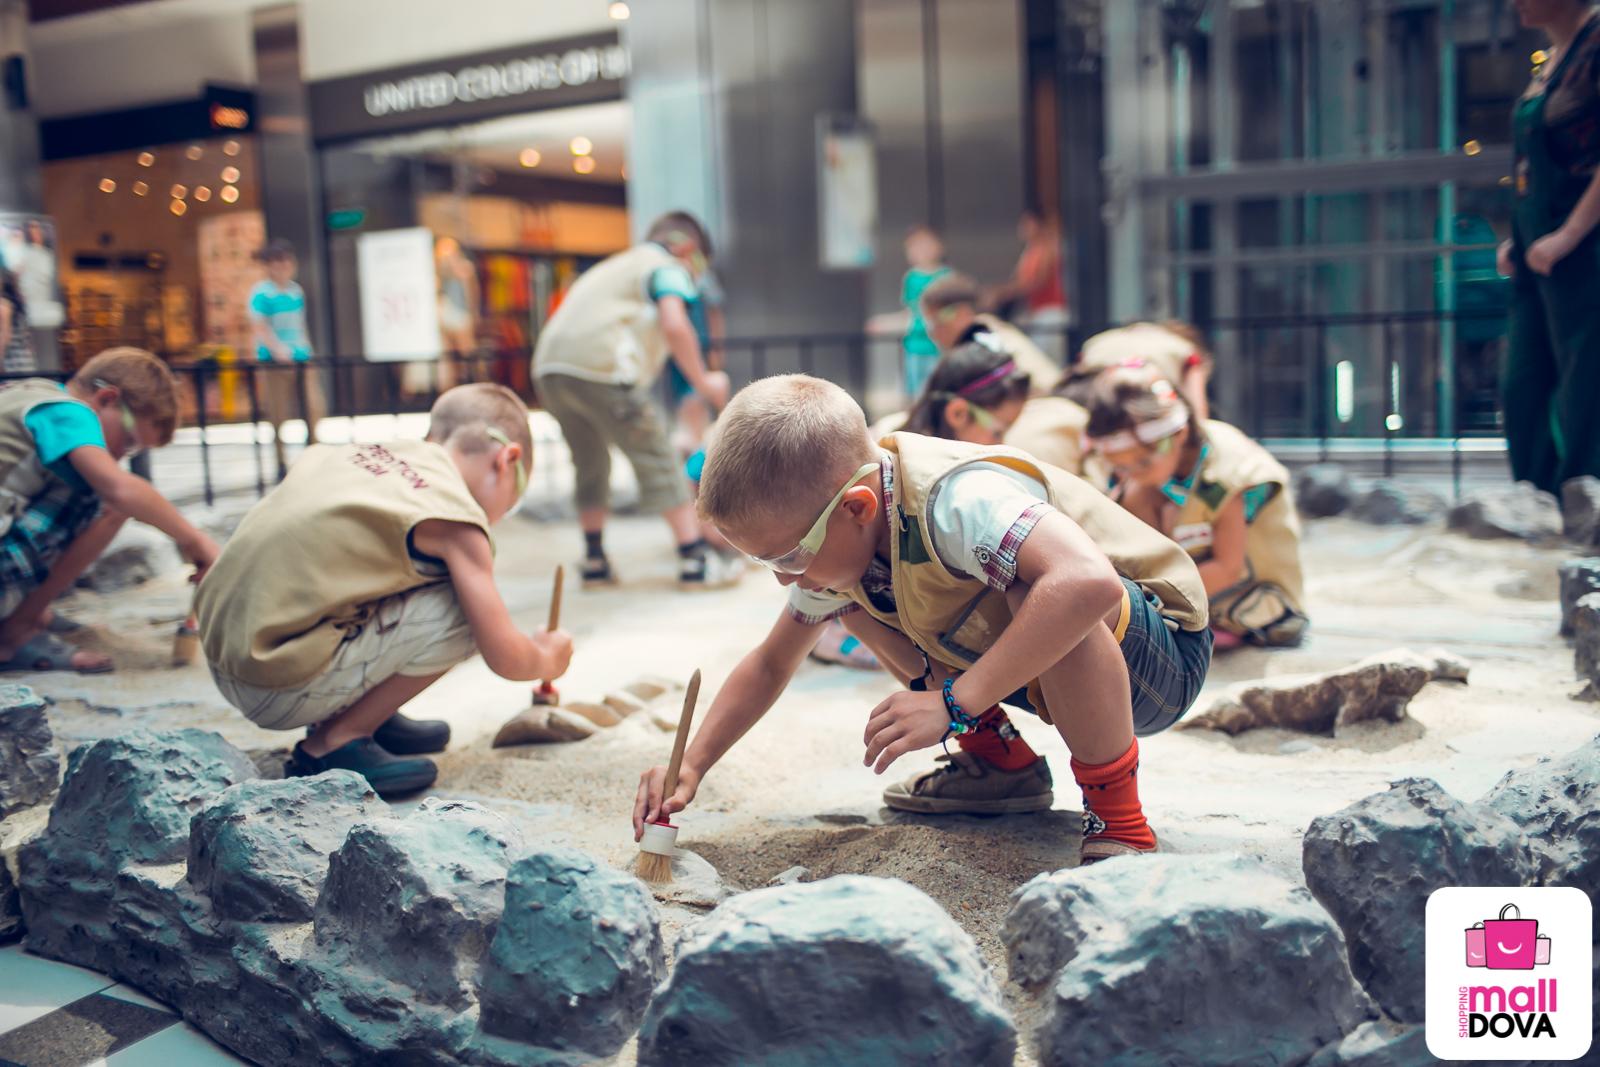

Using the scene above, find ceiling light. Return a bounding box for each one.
[519,147,542,168]
[609,2,630,20]
[171,184,187,199]
[223,140,241,156]
[1462,140,1482,156]
[137,152,155,167]
[186,145,203,161]
[98,178,116,193]
[194,186,212,202]
[220,185,239,203]
[570,136,592,156]
[221,166,241,183]
[169,199,187,216]
[573,156,596,175]
[132,180,149,196]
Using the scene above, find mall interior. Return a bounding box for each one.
[0,0,1550,444]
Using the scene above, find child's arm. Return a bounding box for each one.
[862,511,1124,773]
[1195,494,1247,595]
[632,610,821,837]
[66,446,220,574]
[412,519,572,682]
[657,295,730,409]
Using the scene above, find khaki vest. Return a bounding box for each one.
[844,433,1208,684]
[197,440,490,688]
[973,314,1063,395]
[0,379,86,538]
[1170,420,1307,641]
[1003,396,1090,478]
[532,242,683,385]
[1074,322,1200,385]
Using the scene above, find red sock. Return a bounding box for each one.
[955,707,1040,771]
[1070,738,1156,850]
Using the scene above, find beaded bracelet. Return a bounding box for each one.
[941,677,982,735]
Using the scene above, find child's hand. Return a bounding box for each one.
[179,533,221,582]
[633,763,701,838]
[531,628,573,680]
[862,689,950,774]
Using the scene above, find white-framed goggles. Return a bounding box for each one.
[748,461,880,574]
[1087,405,1190,454]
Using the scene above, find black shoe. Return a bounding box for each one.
[580,555,617,587]
[287,738,437,798]
[373,712,451,755]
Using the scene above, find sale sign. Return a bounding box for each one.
[356,227,442,362]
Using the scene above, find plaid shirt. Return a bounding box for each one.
[0,474,101,618]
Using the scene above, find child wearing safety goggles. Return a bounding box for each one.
[1086,362,1308,650]
[0,347,219,674]
[198,383,572,798]
[633,374,1211,865]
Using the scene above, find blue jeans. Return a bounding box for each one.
[1003,578,1213,735]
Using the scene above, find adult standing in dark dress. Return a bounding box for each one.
[1499,0,1600,491]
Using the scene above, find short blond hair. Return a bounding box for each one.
[71,348,180,445]
[426,383,532,461]
[698,375,875,533]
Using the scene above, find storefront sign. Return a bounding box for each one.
[356,228,441,362]
[309,32,627,143]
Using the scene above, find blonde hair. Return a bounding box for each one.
[427,383,532,461]
[698,375,875,532]
[71,348,180,445]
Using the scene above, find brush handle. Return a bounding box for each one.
[660,668,701,800]
[546,565,564,632]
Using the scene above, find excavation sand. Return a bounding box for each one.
[25,509,1598,1061]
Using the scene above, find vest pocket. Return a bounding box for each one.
[937,588,1007,666]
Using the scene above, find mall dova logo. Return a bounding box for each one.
[1426,887,1592,1061]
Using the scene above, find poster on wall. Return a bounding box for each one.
[817,115,878,271]
[356,227,441,361]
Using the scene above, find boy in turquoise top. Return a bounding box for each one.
[0,347,220,672]
[900,225,950,397]
[249,239,324,478]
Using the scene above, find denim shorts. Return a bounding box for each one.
[1003,577,1213,736]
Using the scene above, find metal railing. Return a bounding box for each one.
[3,305,1509,506]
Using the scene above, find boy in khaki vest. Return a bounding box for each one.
[197,383,572,797]
[633,375,1213,864]
[1,348,220,673]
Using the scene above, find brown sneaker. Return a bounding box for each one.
[882,751,1054,815]
[1077,810,1160,865]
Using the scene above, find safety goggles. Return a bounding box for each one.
[966,403,1009,436]
[485,426,528,498]
[747,461,880,574]
[94,378,145,459]
[1086,406,1190,458]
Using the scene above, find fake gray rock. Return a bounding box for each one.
[1304,1020,1431,1067]
[1350,481,1443,526]
[74,525,172,592]
[0,857,18,943]
[478,847,664,1058]
[1482,735,1600,918]
[312,798,522,1011]
[1574,593,1600,688]
[1302,778,1538,1022]
[1180,651,1433,735]
[1562,476,1600,546]
[18,728,255,970]
[1447,481,1562,542]
[0,684,58,818]
[647,848,728,908]
[637,875,1015,1067]
[1004,854,1369,1067]
[1559,559,1600,636]
[187,772,382,922]
[1296,464,1355,518]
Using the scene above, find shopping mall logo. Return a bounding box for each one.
[1425,887,1592,1060]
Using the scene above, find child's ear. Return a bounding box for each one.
[840,486,879,526]
[945,397,971,429]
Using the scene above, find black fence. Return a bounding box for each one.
[3,306,1508,507]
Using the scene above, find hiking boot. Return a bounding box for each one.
[679,547,745,589]
[882,751,1054,815]
[373,712,451,755]
[287,738,437,798]
[580,555,618,587]
[1079,814,1161,865]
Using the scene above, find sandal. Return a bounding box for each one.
[45,613,87,636]
[0,632,114,674]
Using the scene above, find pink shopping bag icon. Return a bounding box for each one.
[1465,923,1487,967]
[1535,936,1551,964]
[1483,903,1539,969]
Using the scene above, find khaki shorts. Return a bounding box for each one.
[254,362,327,442]
[536,372,688,514]
[210,581,476,731]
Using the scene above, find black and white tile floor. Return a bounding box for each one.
[0,945,245,1066]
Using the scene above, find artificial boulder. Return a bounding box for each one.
[1302,778,1538,1022]
[1559,558,1600,636]
[74,525,169,592]
[1349,481,1443,526]
[1447,481,1562,542]
[313,799,522,1011]
[1482,734,1600,914]
[637,875,1015,1067]
[1573,593,1600,689]
[1179,651,1435,736]
[0,683,58,818]
[1003,854,1369,1067]
[1304,1020,1431,1067]
[187,772,383,922]
[1296,464,1355,518]
[1562,476,1600,546]
[478,847,664,1058]
[0,857,18,943]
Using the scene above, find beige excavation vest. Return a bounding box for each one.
[1074,322,1200,385]
[532,242,684,385]
[845,433,1208,694]
[973,314,1063,395]
[1003,396,1090,478]
[197,440,489,688]
[0,379,88,538]
[1169,420,1307,644]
